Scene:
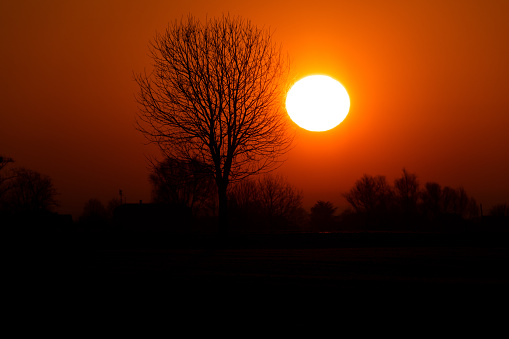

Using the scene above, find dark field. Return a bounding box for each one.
[12,230,509,299]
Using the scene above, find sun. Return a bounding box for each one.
[286,75,350,132]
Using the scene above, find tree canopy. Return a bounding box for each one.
[135,15,293,231]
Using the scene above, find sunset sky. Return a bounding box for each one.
[1,0,508,219]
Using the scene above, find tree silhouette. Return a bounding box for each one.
[4,168,58,214]
[343,172,481,230]
[229,174,303,231]
[420,182,442,221]
[310,200,337,230]
[0,155,14,202]
[344,174,393,217]
[149,156,216,216]
[441,186,478,219]
[228,178,259,220]
[393,168,419,218]
[420,183,478,221]
[256,174,303,227]
[489,203,508,217]
[135,15,292,233]
[0,155,14,172]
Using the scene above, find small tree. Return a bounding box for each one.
[441,186,459,215]
[0,155,14,202]
[257,174,303,226]
[4,168,58,214]
[149,156,216,216]
[439,186,474,218]
[229,174,303,231]
[228,178,260,220]
[393,168,419,217]
[466,196,480,219]
[420,182,442,221]
[489,203,508,217]
[135,15,292,233]
[0,155,14,172]
[344,174,393,217]
[310,201,337,230]
[420,182,479,222]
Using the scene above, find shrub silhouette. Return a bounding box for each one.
[310,201,337,231]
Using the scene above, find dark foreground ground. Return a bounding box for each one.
[9,230,509,300]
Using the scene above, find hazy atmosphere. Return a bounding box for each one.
[2,0,508,219]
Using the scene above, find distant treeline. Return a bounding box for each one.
[104,160,506,233]
[1,153,507,232]
[340,169,482,232]
[226,169,507,233]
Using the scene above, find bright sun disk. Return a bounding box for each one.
[286,75,350,132]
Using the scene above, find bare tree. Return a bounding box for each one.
[466,195,480,219]
[0,156,14,172]
[442,186,476,219]
[256,174,303,227]
[228,179,259,216]
[393,168,419,217]
[229,174,303,230]
[149,156,216,216]
[135,15,292,232]
[489,203,508,217]
[420,182,442,221]
[343,174,393,216]
[4,168,58,214]
[420,182,479,221]
[0,156,14,201]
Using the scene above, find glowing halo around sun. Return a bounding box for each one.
[285,75,350,132]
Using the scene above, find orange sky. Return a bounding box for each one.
[1,0,508,219]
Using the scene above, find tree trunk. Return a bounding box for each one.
[218,183,229,234]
